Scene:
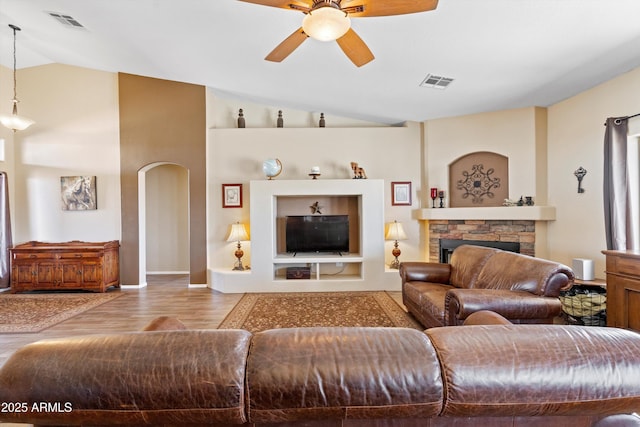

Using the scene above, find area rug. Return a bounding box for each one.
[0,292,123,333]
[217,291,422,333]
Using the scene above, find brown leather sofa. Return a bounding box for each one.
[1,316,639,426]
[400,244,574,328]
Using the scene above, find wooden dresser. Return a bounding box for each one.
[602,249,640,331]
[10,240,120,293]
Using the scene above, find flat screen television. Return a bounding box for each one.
[285,215,349,255]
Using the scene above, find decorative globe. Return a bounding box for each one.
[262,158,282,180]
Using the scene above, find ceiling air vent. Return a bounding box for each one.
[47,12,85,29]
[420,74,454,89]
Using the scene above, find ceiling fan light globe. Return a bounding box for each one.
[302,7,350,42]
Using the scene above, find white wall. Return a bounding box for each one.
[547,66,640,277]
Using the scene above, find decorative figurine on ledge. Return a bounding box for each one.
[351,162,367,179]
[319,113,326,128]
[237,109,245,128]
[309,166,321,179]
[277,110,283,128]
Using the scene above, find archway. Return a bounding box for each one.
[138,162,190,286]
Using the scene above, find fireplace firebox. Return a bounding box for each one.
[439,239,520,263]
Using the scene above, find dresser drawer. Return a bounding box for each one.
[59,251,100,259]
[614,256,640,277]
[12,252,57,260]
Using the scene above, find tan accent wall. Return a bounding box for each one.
[118,73,206,285]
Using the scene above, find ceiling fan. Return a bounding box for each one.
[238,0,439,67]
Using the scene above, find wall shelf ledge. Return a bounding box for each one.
[417,206,556,221]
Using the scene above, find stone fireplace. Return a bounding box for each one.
[430,220,533,262]
[418,205,556,263]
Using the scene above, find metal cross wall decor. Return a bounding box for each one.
[456,164,501,204]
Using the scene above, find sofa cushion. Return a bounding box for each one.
[426,325,640,417]
[403,281,454,326]
[474,251,573,296]
[449,245,498,289]
[0,330,252,426]
[247,327,443,423]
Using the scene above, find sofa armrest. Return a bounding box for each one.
[399,262,451,285]
[445,289,562,326]
[0,330,252,426]
[462,310,512,325]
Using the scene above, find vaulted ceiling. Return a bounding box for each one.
[1,0,640,124]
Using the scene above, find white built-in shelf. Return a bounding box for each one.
[273,253,363,263]
[417,206,556,221]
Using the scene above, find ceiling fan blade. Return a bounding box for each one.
[237,0,311,12]
[336,28,374,67]
[265,28,309,62]
[343,0,438,17]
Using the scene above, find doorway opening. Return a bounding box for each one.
[138,162,190,286]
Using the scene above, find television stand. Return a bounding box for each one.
[273,253,363,282]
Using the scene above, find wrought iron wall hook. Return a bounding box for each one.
[574,167,587,193]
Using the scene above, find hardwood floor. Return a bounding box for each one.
[0,275,244,368]
[0,275,405,368]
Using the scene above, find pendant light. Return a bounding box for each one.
[0,24,34,132]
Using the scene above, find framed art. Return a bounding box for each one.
[61,176,97,211]
[391,181,412,206]
[222,183,243,208]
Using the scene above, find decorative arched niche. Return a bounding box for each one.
[448,151,508,207]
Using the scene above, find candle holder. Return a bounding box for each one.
[438,191,445,208]
[430,188,438,208]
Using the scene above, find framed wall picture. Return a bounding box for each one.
[391,181,412,206]
[222,183,243,208]
[61,176,97,211]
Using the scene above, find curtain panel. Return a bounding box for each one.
[603,117,639,251]
[0,172,12,288]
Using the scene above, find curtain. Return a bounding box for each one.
[603,117,639,250]
[0,172,12,288]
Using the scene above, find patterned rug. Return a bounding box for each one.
[217,291,422,333]
[0,292,123,333]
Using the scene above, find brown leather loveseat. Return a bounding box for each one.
[400,244,574,328]
[1,316,639,426]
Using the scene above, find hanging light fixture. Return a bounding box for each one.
[0,24,34,132]
[302,1,351,42]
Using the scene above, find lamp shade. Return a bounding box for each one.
[226,222,249,242]
[385,221,407,241]
[302,6,351,42]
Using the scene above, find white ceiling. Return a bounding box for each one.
[1,0,640,124]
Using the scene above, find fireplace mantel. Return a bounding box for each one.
[417,206,556,221]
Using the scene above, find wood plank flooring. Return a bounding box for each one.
[0,274,404,368]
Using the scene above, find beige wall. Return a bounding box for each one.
[207,114,424,271]
[425,107,546,205]
[9,64,121,243]
[145,164,189,273]
[547,66,640,277]
[6,62,640,284]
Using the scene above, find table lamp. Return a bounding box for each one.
[385,220,407,269]
[226,222,250,271]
